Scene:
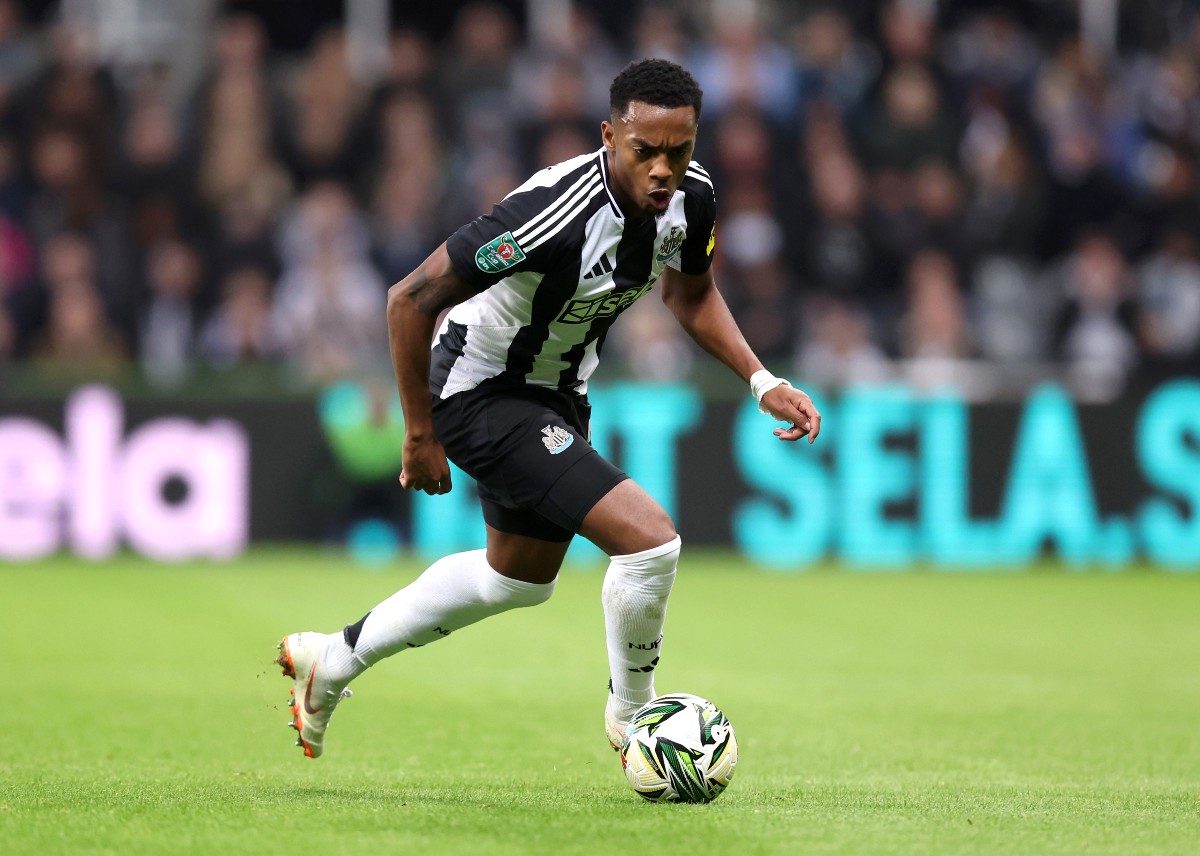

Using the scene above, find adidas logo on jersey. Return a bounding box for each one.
[583,254,614,280]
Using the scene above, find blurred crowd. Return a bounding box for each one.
[0,0,1199,400]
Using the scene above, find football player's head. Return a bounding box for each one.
[603,59,703,218]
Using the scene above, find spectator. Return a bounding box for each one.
[897,248,973,360]
[791,7,877,121]
[437,2,519,141]
[896,248,979,393]
[198,265,279,367]
[0,133,28,220]
[690,0,798,121]
[115,82,199,251]
[0,200,31,295]
[1137,227,1200,374]
[371,159,441,285]
[513,56,595,176]
[960,120,1045,259]
[796,296,892,388]
[972,255,1054,363]
[277,27,371,191]
[0,295,13,360]
[0,0,41,132]
[0,1,1194,398]
[943,8,1040,100]
[382,28,436,96]
[631,4,690,67]
[26,124,135,324]
[1051,230,1141,395]
[30,276,128,377]
[879,0,938,67]
[859,62,958,172]
[794,149,877,299]
[270,181,387,383]
[194,28,291,221]
[138,237,205,388]
[910,161,970,268]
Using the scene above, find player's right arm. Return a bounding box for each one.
[387,242,477,495]
[390,160,587,492]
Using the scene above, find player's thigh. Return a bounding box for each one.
[579,479,677,556]
[438,387,627,534]
[486,525,571,584]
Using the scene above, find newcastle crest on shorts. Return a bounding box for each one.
[541,425,574,454]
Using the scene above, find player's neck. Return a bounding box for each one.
[604,149,653,223]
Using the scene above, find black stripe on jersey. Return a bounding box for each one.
[557,216,657,389]
[430,320,469,395]
[501,264,584,384]
[495,177,612,385]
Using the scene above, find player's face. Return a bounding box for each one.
[602,102,698,218]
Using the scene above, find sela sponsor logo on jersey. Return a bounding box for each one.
[541,424,574,454]
[707,224,716,257]
[475,231,528,273]
[557,279,655,324]
[655,225,686,262]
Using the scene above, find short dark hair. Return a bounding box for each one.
[609,59,703,122]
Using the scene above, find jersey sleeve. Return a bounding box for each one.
[445,180,573,289]
[671,170,717,276]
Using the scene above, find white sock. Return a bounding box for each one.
[326,549,555,683]
[602,535,681,714]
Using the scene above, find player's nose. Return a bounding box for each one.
[648,154,671,180]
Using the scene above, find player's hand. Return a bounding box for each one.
[761,385,822,444]
[399,434,453,495]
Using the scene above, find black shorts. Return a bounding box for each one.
[431,384,628,542]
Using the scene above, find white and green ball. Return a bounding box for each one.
[620,693,738,803]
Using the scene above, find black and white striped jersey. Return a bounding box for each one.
[434,147,716,399]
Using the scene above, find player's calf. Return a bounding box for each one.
[601,535,682,748]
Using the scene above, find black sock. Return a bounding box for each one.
[343,612,370,649]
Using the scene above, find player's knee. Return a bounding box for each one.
[604,534,681,599]
[615,534,681,573]
[480,567,557,609]
[628,505,677,554]
[511,577,556,608]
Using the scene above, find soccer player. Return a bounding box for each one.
[276,59,821,758]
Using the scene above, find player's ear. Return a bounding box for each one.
[601,120,615,151]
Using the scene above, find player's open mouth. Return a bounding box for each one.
[648,188,672,207]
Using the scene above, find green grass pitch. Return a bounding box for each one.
[2,549,1198,855]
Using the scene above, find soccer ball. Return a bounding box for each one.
[620,693,738,803]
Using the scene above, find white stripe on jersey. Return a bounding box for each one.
[598,149,623,214]
[503,150,596,199]
[512,167,600,246]
[685,164,713,188]
[438,315,526,399]
[574,338,602,395]
[524,184,606,251]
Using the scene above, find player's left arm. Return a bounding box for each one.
[660,265,821,443]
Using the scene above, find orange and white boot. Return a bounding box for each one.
[275,632,352,759]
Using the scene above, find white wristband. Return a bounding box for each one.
[750,369,792,414]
